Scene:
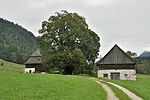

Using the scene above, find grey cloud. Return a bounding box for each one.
[0,0,150,56]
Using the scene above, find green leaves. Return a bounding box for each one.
[38,10,100,74]
[126,51,137,58]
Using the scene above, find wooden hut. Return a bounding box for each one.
[97,44,136,80]
[25,49,43,73]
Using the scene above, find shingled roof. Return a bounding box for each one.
[97,44,135,65]
[25,49,42,64]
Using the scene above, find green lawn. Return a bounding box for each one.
[0,71,106,100]
[0,59,24,72]
[111,74,150,100]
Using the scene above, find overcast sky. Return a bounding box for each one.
[0,0,150,57]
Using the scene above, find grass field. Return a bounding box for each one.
[0,71,106,100]
[0,59,25,72]
[111,74,150,100]
[0,59,149,100]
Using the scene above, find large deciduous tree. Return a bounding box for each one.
[38,10,100,74]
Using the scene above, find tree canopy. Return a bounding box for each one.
[38,10,100,74]
[126,50,137,58]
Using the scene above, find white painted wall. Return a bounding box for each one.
[98,69,136,80]
[25,68,35,73]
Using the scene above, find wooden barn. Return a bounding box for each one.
[97,44,136,80]
[25,49,43,73]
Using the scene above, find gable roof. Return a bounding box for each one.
[97,44,135,65]
[25,49,42,64]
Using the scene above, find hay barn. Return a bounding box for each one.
[97,44,136,80]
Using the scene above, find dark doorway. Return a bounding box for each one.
[29,70,32,73]
[64,66,73,75]
[111,72,120,80]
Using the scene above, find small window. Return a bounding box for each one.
[124,74,128,77]
[103,74,108,77]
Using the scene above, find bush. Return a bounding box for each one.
[1,63,4,66]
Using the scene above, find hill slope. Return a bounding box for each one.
[0,18,38,63]
[0,59,24,72]
[0,72,106,100]
[139,51,150,58]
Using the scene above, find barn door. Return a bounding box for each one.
[111,72,120,80]
[29,70,32,73]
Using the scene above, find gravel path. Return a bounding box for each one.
[107,82,143,100]
[96,81,119,100]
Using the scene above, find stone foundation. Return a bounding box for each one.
[98,69,136,80]
[25,68,35,73]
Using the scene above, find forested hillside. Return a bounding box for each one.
[0,18,38,63]
[135,57,150,74]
